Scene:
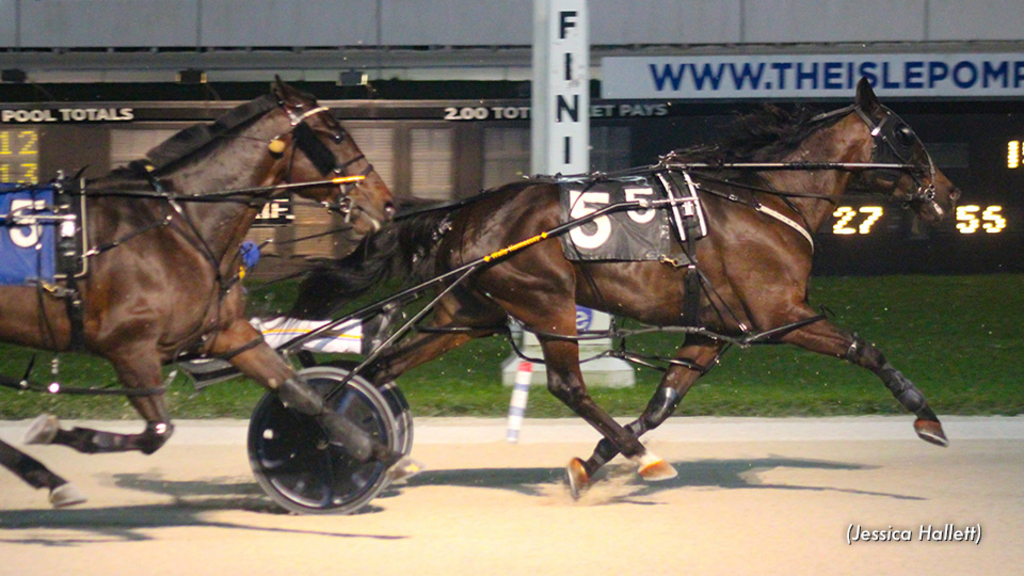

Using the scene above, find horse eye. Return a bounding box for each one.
[332,132,344,144]
[895,125,915,147]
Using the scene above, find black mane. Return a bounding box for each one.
[143,94,280,173]
[674,104,832,164]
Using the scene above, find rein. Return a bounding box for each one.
[645,102,939,250]
[3,96,373,399]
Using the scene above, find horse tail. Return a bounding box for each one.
[289,200,452,319]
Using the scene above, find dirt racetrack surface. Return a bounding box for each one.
[1,416,1022,576]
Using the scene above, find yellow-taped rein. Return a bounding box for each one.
[484,232,549,262]
[330,175,366,185]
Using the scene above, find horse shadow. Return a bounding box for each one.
[387,456,925,505]
[0,473,404,547]
[0,456,922,542]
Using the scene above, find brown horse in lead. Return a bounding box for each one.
[0,78,403,507]
[294,79,961,497]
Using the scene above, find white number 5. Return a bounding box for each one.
[568,190,612,249]
[9,198,46,248]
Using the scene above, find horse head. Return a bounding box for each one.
[267,77,395,235]
[852,77,960,223]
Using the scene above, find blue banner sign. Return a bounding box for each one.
[0,185,56,285]
[601,53,1024,99]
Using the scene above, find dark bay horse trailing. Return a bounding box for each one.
[294,79,961,497]
[0,79,406,507]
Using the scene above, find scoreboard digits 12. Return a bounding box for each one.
[0,128,39,185]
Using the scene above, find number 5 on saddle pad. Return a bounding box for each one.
[0,183,86,286]
[1,185,58,285]
[557,173,707,262]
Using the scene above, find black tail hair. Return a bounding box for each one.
[289,200,452,319]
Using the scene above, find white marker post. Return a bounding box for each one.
[506,361,534,442]
[503,0,634,389]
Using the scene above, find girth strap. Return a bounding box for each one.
[63,274,85,352]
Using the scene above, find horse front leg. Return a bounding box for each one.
[569,339,725,497]
[25,345,175,455]
[781,313,948,446]
[0,438,86,507]
[210,321,404,468]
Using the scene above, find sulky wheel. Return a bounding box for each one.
[324,360,414,458]
[248,365,412,515]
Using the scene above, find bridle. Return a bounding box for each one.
[5,93,382,396]
[813,102,939,210]
[271,101,377,222]
[645,100,944,252]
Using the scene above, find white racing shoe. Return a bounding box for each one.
[49,483,87,508]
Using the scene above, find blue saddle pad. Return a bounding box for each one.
[0,184,56,285]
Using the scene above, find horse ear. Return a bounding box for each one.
[272,75,294,104]
[855,77,881,113]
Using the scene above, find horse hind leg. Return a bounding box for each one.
[0,437,87,507]
[25,415,175,454]
[25,351,175,455]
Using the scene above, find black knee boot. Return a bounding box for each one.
[276,377,376,462]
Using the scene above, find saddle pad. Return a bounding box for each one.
[0,185,57,285]
[558,174,696,262]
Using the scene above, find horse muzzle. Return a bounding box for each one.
[909,184,958,224]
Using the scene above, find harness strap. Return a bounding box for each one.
[63,274,85,352]
[755,203,815,251]
[287,106,330,126]
[680,173,703,327]
[133,164,236,298]
[82,214,174,258]
[0,371,167,397]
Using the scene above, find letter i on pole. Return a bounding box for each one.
[506,362,534,442]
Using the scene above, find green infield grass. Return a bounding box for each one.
[1,274,1021,420]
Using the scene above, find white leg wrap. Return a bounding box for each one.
[631,450,678,481]
[251,317,362,354]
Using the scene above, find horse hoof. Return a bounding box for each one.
[24,414,60,445]
[386,458,424,484]
[914,418,949,447]
[49,483,87,508]
[566,458,589,500]
[632,451,677,481]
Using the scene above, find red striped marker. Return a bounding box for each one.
[506,361,533,442]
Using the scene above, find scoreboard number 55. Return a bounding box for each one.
[956,205,1006,234]
[831,204,1007,236]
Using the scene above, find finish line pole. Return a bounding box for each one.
[504,0,633,390]
[531,0,589,176]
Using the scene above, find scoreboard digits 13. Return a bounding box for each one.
[0,128,39,185]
